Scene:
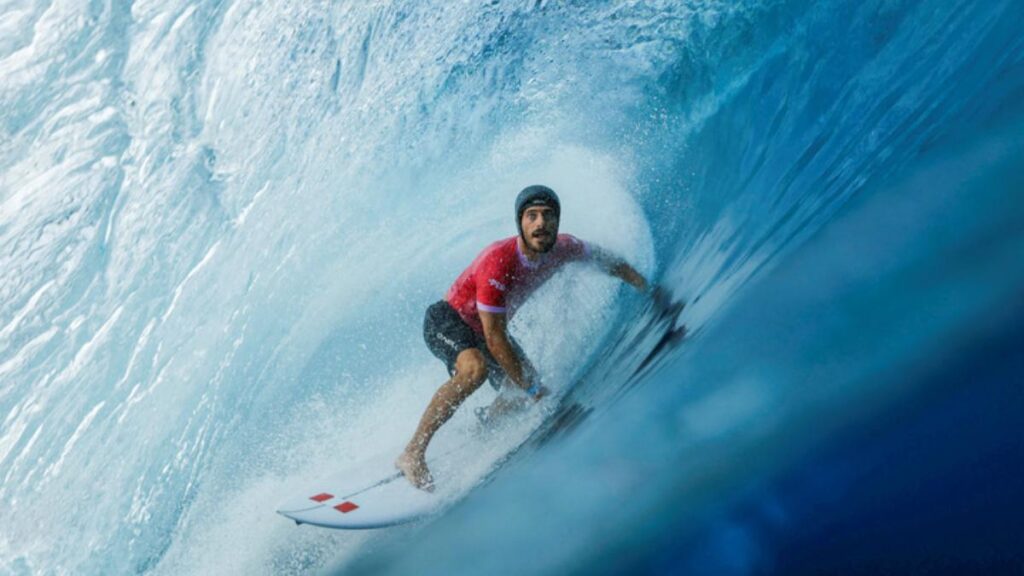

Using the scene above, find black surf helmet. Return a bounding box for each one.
[515,185,561,240]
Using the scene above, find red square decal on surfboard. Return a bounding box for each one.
[335,501,359,513]
[310,493,334,502]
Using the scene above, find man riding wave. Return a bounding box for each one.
[396,185,649,490]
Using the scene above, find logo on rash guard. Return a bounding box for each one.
[488,278,506,292]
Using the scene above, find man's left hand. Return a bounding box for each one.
[527,383,550,401]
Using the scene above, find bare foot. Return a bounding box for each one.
[395,451,435,492]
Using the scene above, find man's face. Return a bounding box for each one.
[521,205,559,253]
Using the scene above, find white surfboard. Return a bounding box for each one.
[276,397,557,529]
[276,448,460,529]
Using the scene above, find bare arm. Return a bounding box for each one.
[590,245,648,291]
[479,310,545,398]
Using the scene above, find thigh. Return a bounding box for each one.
[423,300,481,375]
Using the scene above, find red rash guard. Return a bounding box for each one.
[445,234,590,334]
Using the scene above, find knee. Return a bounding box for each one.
[455,349,488,385]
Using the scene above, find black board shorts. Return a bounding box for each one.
[423,300,523,391]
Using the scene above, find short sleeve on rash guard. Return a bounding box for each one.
[475,256,509,313]
[563,235,589,261]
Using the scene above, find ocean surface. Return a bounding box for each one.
[2,0,1022,574]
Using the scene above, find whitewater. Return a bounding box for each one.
[2,0,1022,574]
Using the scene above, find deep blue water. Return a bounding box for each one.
[1,1,1022,574]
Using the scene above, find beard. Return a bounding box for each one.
[529,232,556,253]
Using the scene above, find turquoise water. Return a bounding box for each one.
[1,1,1022,574]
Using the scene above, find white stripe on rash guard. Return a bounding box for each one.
[477,302,507,313]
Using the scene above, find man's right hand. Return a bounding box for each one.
[650,283,685,319]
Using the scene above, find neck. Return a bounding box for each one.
[517,236,542,261]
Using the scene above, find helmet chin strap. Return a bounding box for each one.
[516,212,530,242]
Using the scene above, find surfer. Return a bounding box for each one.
[396,185,650,490]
